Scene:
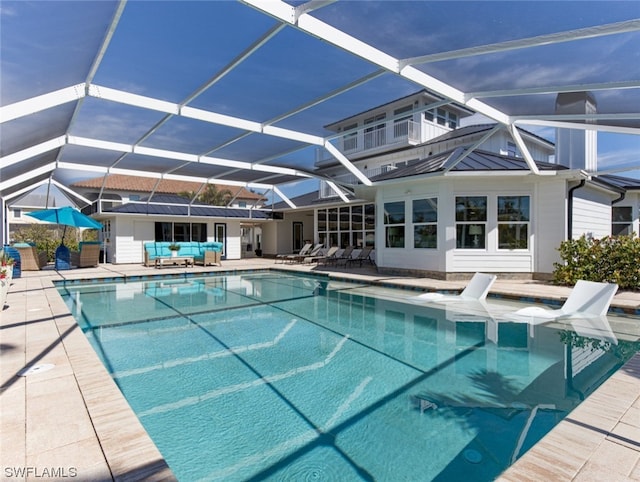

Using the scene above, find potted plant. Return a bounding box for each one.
[168,243,181,258]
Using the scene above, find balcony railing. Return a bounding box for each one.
[333,119,421,156]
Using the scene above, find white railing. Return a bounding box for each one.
[330,119,421,158]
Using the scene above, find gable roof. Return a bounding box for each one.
[422,123,554,149]
[71,175,264,201]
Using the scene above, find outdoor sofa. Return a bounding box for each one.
[13,243,48,271]
[144,241,223,267]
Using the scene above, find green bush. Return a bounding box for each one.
[12,225,81,261]
[553,233,640,290]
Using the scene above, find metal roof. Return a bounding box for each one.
[1,1,639,213]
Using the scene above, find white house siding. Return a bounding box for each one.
[534,180,567,275]
[107,215,245,264]
[572,185,614,239]
[377,176,544,275]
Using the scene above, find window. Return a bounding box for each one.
[612,206,633,236]
[426,108,457,128]
[507,141,517,157]
[154,222,207,242]
[129,194,140,201]
[384,201,405,248]
[13,209,21,218]
[455,196,487,249]
[497,196,530,249]
[238,201,247,208]
[413,198,438,249]
[342,122,358,151]
[317,203,375,249]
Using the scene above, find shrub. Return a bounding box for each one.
[553,233,640,290]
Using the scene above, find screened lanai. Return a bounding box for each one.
[1,1,639,243]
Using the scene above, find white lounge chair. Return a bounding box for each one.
[511,280,618,321]
[275,243,312,264]
[410,273,497,303]
[571,315,618,344]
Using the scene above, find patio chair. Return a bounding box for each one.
[70,241,101,268]
[286,243,323,264]
[511,280,618,320]
[304,246,339,264]
[345,246,374,267]
[275,243,312,264]
[14,244,48,271]
[410,272,497,303]
[329,246,355,266]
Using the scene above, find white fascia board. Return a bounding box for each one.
[1,136,66,167]
[508,125,540,175]
[67,135,133,153]
[325,181,350,203]
[181,106,262,132]
[324,141,372,186]
[0,84,86,123]
[247,182,273,190]
[272,186,297,209]
[134,145,198,162]
[262,125,324,145]
[0,163,56,191]
[88,85,179,115]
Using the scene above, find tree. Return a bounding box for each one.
[198,185,233,206]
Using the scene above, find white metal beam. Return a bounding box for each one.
[324,141,372,186]
[325,181,350,203]
[243,0,511,125]
[0,137,66,168]
[442,125,503,173]
[513,118,640,135]
[272,186,297,209]
[508,125,540,174]
[401,19,640,67]
[0,85,85,123]
[468,80,640,100]
[0,163,56,191]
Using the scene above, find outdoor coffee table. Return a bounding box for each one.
[155,256,194,268]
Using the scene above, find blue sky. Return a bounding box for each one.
[1,0,639,203]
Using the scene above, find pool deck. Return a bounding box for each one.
[1,259,638,481]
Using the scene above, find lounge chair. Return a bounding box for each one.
[70,241,101,268]
[410,272,497,303]
[286,243,323,264]
[14,244,48,270]
[304,246,339,264]
[329,246,355,266]
[275,243,312,264]
[511,280,618,320]
[345,246,374,267]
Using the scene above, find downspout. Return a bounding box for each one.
[567,180,586,240]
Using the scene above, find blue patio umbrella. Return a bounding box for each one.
[26,207,102,270]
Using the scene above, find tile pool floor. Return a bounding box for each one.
[1,259,639,481]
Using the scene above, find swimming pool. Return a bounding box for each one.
[57,271,639,481]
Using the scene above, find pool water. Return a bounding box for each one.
[57,272,639,481]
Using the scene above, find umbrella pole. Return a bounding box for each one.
[61,225,66,246]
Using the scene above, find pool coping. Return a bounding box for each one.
[1,261,639,480]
